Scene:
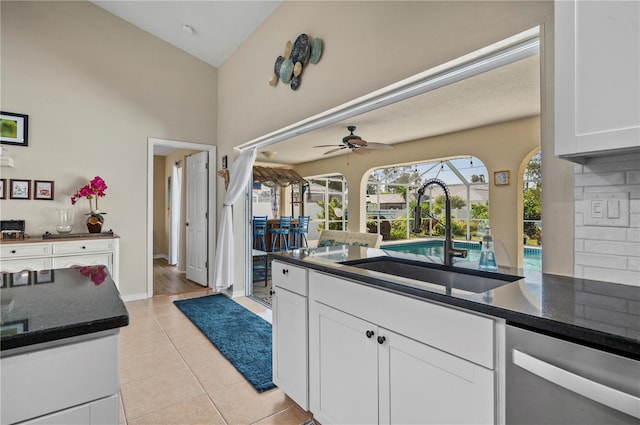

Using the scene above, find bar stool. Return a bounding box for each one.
[252,216,268,251]
[270,216,292,251]
[290,215,310,248]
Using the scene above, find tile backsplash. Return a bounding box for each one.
[574,153,640,286]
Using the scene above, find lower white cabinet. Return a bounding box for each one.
[308,270,496,425]
[1,332,121,425]
[271,261,309,410]
[0,237,120,287]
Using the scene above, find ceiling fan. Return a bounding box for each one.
[315,126,394,155]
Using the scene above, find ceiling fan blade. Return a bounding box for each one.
[362,142,394,150]
[314,144,343,148]
[324,147,346,155]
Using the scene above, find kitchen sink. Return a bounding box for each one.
[341,257,522,293]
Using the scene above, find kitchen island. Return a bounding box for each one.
[1,266,128,425]
[271,245,640,424]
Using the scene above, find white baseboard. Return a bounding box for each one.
[153,254,168,260]
[121,292,149,302]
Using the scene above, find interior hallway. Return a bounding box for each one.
[120,289,311,424]
[153,258,204,296]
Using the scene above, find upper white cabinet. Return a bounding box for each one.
[555,0,640,161]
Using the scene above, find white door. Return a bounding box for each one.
[272,286,308,410]
[379,328,494,425]
[310,302,378,425]
[186,151,208,285]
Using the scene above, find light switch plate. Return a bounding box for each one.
[584,192,630,227]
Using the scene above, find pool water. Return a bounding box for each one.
[382,240,542,271]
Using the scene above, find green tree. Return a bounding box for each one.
[523,151,542,243]
[471,201,489,220]
[471,174,486,183]
[433,194,466,214]
[316,198,344,231]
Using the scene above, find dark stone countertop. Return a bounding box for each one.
[0,267,129,352]
[273,245,640,360]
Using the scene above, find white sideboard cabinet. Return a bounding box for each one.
[0,236,120,287]
[555,0,640,161]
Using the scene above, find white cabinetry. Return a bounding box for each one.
[309,270,495,425]
[1,332,120,425]
[271,261,309,410]
[555,0,640,161]
[0,237,120,287]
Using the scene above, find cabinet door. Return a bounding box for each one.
[309,302,378,425]
[379,328,494,425]
[555,0,640,159]
[272,286,308,410]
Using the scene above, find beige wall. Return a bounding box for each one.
[153,156,167,257]
[0,1,218,297]
[218,0,576,290]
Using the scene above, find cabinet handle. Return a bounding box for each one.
[82,246,86,249]
[282,269,289,275]
[365,330,375,339]
[377,336,386,345]
[11,250,16,254]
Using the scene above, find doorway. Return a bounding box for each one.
[147,138,216,298]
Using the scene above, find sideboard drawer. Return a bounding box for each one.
[0,244,50,259]
[52,240,114,255]
[0,258,53,273]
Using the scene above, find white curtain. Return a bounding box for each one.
[213,148,257,290]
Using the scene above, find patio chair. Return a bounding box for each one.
[270,216,292,251]
[252,216,268,251]
[290,215,310,248]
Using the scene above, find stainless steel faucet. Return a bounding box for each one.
[413,178,467,266]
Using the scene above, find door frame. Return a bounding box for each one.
[147,138,216,298]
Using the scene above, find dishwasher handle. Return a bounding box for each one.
[513,349,640,419]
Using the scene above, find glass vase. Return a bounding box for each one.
[56,208,74,234]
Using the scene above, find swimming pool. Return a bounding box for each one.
[382,240,542,271]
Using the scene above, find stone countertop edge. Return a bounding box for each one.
[1,314,129,352]
[273,251,640,360]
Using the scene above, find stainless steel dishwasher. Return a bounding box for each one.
[506,325,640,424]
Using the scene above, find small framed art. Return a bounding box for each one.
[9,179,30,199]
[494,170,510,186]
[34,180,54,200]
[0,112,28,147]
[0,179,6,199]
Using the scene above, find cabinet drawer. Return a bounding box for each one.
[52,240,114,255]
[1,257,53,272]
[53,254,111,270]
[0,243,50,259]
[272,261,308,296]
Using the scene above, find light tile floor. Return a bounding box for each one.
[120,289,312,425]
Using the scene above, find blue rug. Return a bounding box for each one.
[173,294,275,392]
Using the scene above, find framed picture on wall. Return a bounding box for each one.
[33,180,54,200]
[494,170,510,186]
[9,179,30,199]
[0,179,6,199]
[0,112,28,147]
